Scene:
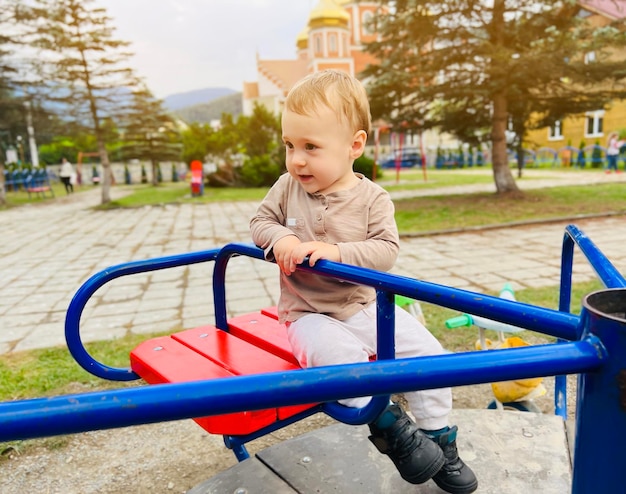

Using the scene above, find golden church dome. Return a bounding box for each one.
[296,25,309,49]
[308,0,350,29]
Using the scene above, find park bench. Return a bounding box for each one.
[3,169,26,191]
[24,168,54,199]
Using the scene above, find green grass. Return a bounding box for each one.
[380,168,495,190]
[424,279,603,352]
[0,333,161,401]
[394,182,626,233]
[1,182,67,208]
[98,182,268,209]
[92,169,626,234]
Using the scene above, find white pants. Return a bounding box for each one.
[288,303,452,430]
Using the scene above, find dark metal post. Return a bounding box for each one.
[573,289,626,493]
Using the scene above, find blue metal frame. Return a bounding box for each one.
[0,223,624,492]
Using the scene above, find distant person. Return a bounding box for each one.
[250,70,477,494]
[59,157,74,194]
[606,132,624,173]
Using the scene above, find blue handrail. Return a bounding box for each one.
[0,336,604,442]
[1,223,624,492]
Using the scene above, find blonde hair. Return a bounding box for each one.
[284,70,372,135]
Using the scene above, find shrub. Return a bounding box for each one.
[238,154,282,187]
[591,140,603,169]
[354,154,382,180]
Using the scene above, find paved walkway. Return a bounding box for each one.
[1,170,625,355]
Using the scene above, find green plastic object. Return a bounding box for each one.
[394,294,415,308]
[445,314,473,329]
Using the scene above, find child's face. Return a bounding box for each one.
[282,105,366,195]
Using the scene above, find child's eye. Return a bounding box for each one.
[284,141,294,150]
[305,143,317,150]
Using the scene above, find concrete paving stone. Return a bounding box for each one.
[0,322,37,343]
[79,314,132,336]
[149,270,188,285]
[13,322,68,352]
[137,296,182,312]
[130,320,183,336]
[182,305,216,320]
[1,177,626,359]
[521,277,563,289]
[225,286,271,304]
[181,317,217,330]
[90,300,140,318]
[99,285,146,304]
[0,295,27,309]
[463,272,509,287]
[229,296,277,315]
[5,303,50,316]
[142,276,185,291]
[132,308,180,327]
[571,273,603,285]
[424,275,477,290]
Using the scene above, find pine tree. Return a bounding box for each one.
[22,0,138,204]
[364,0,626,194]
[121,86,182,186]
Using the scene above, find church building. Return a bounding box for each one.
[242,0,379,118]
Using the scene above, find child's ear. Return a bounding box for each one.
[350,130,367,159]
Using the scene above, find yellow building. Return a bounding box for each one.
[525,0,626,159]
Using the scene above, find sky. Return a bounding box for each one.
[102,0,316,99]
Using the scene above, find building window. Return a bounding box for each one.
[549,120,563,140]
[314,35,322,56]
[362,11,374,35]
[329,33,337,53]
[584,51,596,64]
[585,110,604,137]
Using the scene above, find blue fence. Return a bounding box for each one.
[510,144,626,169]
[0,225,625,493]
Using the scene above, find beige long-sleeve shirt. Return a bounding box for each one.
[250,173,400,324]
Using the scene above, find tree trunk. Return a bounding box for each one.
[0,162,6,206]
[151,159,158,186]
[98,139,112,204]
[491,92,520,194]
[516,140,524,179]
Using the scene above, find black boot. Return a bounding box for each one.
[368,403,445,484]
[423,425,478,494]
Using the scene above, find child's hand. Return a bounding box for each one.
[273,238,340,275]
[291,242,340,268]
[273,235,302,275]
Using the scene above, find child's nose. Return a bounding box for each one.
[291,150,306,166]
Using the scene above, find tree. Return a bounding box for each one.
[238,103,282,158]
[122,86,182,186]
[236,103,284,186]
[181,122,215,165]
[364,0,626,194]
[0,1,15,205]
[21,0,138,204]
